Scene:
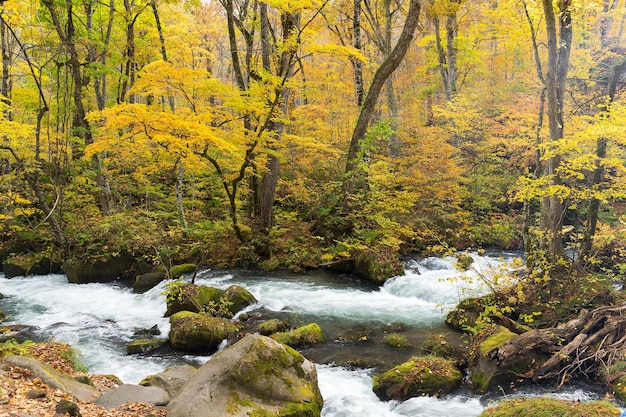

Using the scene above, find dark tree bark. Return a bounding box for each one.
[353,0,365,106]
[539,0,573,261]
[342,0,422,198]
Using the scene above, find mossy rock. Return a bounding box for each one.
[271,323,324,348]
[165,283,224,317]
[2,261,27,279]
[223,285,257,315]
[372,356,462,401]
[384,333,410,348]
[355,250,404,284]
[170,263,197,279]
[455,253,474,271]
[257,319,290,336]
[64,253,136,283]
[422,333,458,358]
[446,297,486,332]
[479,398,620,417]
[126,338,167,355]
[167,334,323,417]
[133,267,167,294]
[599,360,626,402]
[169,311,239,353]
[469,326,534,393]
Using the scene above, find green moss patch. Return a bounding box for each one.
[271,323,324,348]
[479,398,620,417]
[372,356,462,401]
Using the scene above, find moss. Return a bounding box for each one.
[478,330,517,356]
[384,333,410,348]
[257,319,290,336]
[372,356,462,401]
[224,285,258,315]
[422,333,457,358]
[455,253,474,271]
[169,312,239,353]
[271,323,324,348]
[169,263,197,279]
[446,297,486,332]
[126,338,166,354]
[479,398,620,417]
[226,337,322,417]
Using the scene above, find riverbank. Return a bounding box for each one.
[0,342,166,417]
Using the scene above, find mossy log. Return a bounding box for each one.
[486,302,626,388]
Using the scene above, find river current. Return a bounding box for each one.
[0,252,612,416]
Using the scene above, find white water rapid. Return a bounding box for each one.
[0,252,612,416]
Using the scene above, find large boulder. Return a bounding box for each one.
[64,253,135,283]
[168,311,239,353]
[223,285,257,315]
[133,268,167,293]
[4,355,100,403]
[164,283,224,317]
[355,249,404,284]
[468,326,531,393]
[167,334,323,417]
[140,364,197,398]
[372,356,462,401]
[2,261,27,278]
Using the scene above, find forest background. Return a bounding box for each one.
[0,0,625,283]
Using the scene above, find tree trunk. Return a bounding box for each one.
[342,0,421,199]
[353,0,364,106]
[0,20,12,120]
[539,0,572,261]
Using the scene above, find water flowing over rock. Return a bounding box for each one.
[167,334,323,417]
[168,311,239,352]
[372,356,462,401]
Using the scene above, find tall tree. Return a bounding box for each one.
[342,0,421,198]
[538,0,573,261]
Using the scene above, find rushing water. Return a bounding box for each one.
[0,252,613,416]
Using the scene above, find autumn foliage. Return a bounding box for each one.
[0,0,624,277]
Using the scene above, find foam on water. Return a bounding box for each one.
[1,253,616,416]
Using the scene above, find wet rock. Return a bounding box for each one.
[355,249,404,284]
[223,285,257,315]
[126,338,167,355]
[133,268,167,293]
[2,261,27,278]
[468,326,530,393]
[140,364,197,398]
[257,319,290,336]
[373,356,462,401]
[168,311,239,353]
[164,283,223,317]
[64,253,135,284]
[478,397,620,416]
[167,334,323,417]
[271,323,324,348]
[169,263,196,279]
[95,384,169,408]
[446,297,486,332]
[0,325,40,343]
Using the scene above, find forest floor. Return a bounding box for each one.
[0,342,165,417]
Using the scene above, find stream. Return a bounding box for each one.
[0,252,614,416]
